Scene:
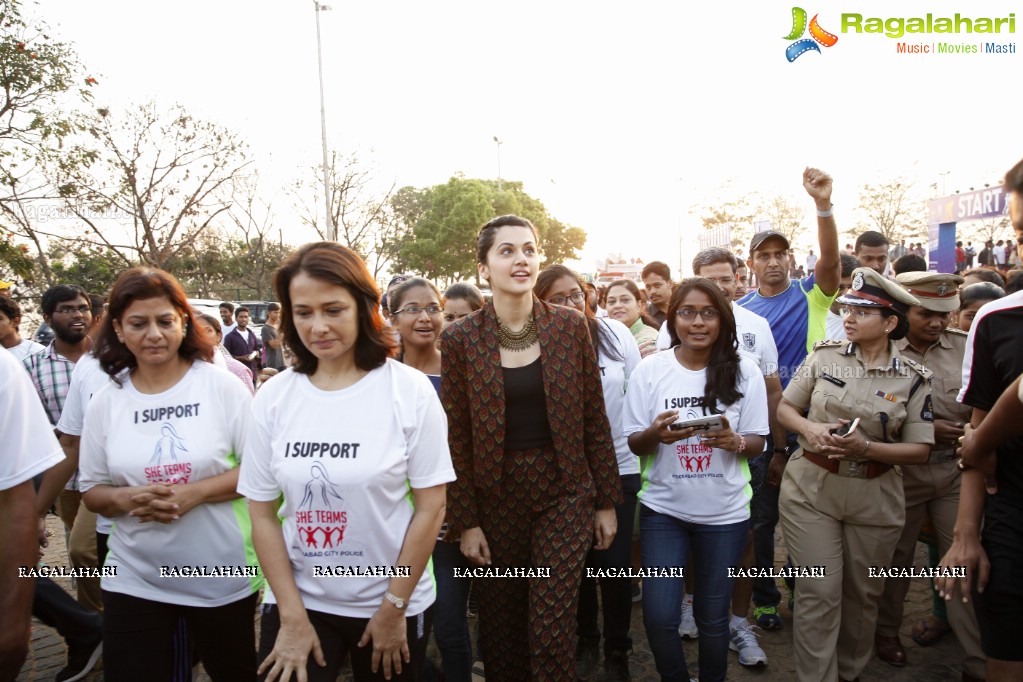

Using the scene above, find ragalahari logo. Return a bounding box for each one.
[784,7,839,61]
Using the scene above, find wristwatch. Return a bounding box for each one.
[384,591,408,610]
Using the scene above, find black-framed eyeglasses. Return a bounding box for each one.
[676,308,719,320]
[54,305,91,316]
[396,305,443,317]
[547,291,586,306]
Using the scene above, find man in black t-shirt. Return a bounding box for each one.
[940,157,1023,681]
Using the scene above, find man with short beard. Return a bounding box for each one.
[23,285,99,608]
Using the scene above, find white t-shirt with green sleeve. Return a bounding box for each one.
[237,359,455,619]
[623,352,768,525]
[79,360,260,606]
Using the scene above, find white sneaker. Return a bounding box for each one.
[678,598,698,639]
[729,621,768,667]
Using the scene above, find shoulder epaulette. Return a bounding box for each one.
[811,339,845,352]
[945,327,968,338]
[902,356,933,380]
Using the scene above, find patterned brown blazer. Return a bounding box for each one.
[440,298,622,533]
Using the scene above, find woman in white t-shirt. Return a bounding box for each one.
[623,278,769,682]
[535,264,642,681]
[79,267,261,682]
[238,242,454,682]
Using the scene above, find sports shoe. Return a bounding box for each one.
[55,637,103,682]
[754,604,783,630]
[678,598,698,639]
[575,638,600,681]
[604,649,632,682]
[729,621,768,667]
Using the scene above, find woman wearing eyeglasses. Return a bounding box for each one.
[440,215,621,682]
[534,264,641,681]
[386,276,477,682]
[776,267,934,682]
[388,277,443,391]
[623,277,769,682]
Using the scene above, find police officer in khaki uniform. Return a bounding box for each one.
[778,268,935,682]
[873,271,985,680]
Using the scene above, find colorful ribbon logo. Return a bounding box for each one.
[784,7,838,62]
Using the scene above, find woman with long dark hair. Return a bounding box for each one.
[623,277,769,682]
[79,267,261,681]
[534,264,640,681]
[441,215,621,682]
[238,242,453,682]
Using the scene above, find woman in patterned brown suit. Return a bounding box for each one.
[440,215,622,682]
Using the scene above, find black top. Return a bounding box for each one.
[961,292,1023,527]
[503,357,553,450]
[646,308,666,330]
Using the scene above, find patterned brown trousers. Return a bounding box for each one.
[475,445,593,682]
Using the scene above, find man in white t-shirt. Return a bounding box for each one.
[0,297,44,362]
[0,350,65,679]
[219,301,237,337]
[654,247,784,666]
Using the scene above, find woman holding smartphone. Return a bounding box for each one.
[623,277,769,682]
[776,267,933,682]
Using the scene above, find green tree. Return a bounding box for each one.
[47,238,126,295]
[402,176,493,283]
[0,0,98,285]
[396,177,585,283]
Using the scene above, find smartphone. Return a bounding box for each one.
[668,415,724,432]
[831,417,860,437]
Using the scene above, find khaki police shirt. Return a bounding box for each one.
[895,330,970,441]
[784,340,935,455]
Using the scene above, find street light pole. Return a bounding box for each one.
[493,136,502,192]
[315,1,334,241]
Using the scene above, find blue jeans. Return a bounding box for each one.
[749,453,782,608]
[640,505,748,682]
[425,539,478,682]
[577,473,639,653]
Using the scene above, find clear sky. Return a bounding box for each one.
[43,0,1021,276]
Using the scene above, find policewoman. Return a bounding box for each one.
[873,272,985,680]
[777,267,935,682]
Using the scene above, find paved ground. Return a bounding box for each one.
[18,514,973,681]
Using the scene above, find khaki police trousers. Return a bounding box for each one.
[780,452,904,682]
[876,458,985,678]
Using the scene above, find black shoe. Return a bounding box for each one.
[574,638,599,681]
[604,649,632,682]
[55,636,102,682]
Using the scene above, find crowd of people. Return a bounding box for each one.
[2,159,1023,682]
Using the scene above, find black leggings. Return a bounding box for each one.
[101,589,258,682]
[258,603,432,682]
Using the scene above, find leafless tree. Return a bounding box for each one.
[55,102,250,269]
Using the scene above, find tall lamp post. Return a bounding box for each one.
[493,136,503,192]
[315,1,335,241]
